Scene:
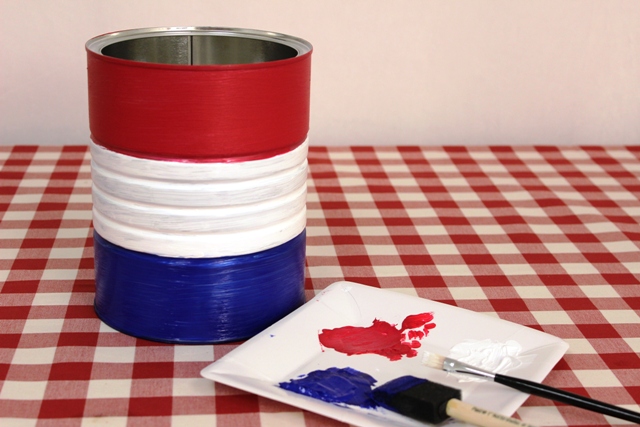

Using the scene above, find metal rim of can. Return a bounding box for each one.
[85,26,313,67]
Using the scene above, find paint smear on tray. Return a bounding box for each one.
[279,367,426,411]
[279,367,378,408]
[318,313,436,361]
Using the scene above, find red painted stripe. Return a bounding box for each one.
[87,48,311,162]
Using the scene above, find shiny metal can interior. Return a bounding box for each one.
[85,26,312,66]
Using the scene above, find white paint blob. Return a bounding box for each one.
[449,339,524,373]
[442,339,535,383]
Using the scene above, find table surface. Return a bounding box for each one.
[1,144,639,427]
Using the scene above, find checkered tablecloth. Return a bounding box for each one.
[1,144,639,427]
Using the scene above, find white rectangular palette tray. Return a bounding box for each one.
[201,281,569,426]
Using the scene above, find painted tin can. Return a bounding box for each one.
[86,27,312,343]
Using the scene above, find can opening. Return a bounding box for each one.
[100,35,298,65]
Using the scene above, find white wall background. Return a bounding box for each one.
[1,0,639,147]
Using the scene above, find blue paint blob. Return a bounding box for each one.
[93,230,306,343]
[279,367,378,408]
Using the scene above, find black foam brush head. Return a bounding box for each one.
[372,375,461,424]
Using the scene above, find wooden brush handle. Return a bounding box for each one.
[446,399,537,427]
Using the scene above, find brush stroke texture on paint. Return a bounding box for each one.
[91,183,307,233]
[93,230,306,343]
[318,313,436,361]
[90,140,308,258]
[87,30,311,162]
[90,138,308,182]
[449,339,525,375]
[279,367,378,408]
[279,367,430,412]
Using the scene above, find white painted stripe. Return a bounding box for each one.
[92,206,306,258]
[91,154,308,207]
[90,139,308,257]
[90,139,308,182]
[91,184,306,233]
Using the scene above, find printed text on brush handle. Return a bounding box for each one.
[446,400,537,427]
[468,405,536,427]
[494,374,640,423]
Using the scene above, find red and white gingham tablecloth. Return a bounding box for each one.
[1,144,639,426]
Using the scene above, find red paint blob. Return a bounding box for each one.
[318,313,436,361]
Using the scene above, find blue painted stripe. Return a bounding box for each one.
[93,230,306,343]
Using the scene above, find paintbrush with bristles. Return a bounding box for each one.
[423,351,640,423]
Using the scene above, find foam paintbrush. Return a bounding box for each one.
[372,375,537,427]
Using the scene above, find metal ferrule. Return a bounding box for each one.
[443,358,496,380]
